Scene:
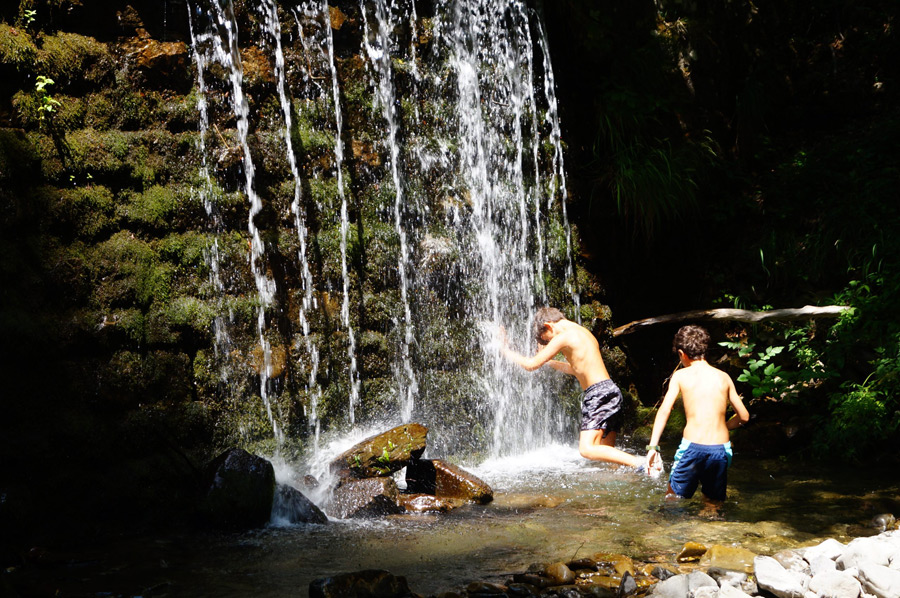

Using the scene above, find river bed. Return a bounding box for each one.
[10,442,899,597]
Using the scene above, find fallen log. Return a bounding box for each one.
[611,305,852,337]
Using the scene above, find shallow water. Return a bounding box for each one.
[13,442,899,597]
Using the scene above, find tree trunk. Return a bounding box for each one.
[611,305,852,337]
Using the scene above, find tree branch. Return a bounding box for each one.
[611,305,852,337]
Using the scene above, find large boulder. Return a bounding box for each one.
[200,448,275,529]
[271,484,328,525]
[329,423,428,479]
[405,458,493,504]
[328,477,405,519]
[309,569,414,598]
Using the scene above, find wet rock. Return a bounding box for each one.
[398,493,462,513]
[872,513,896,532]
[328,477,404,519]
[568,559,599,572]
[200,448,275,529]
[271,484,328,524]
[505,582,540,597]
[753,555,808,598]
[698,545,757,573]
[808,570,861,598]
[617,571,637,596]
[589,553,634,577]
[330,423,427,479]
[543,562,576,585]
[576,574,619,588]
[466,581,507,595]
[309,569,413,598]
[405,459,493,504]
[675,542,707,563]
[510,573,555,588]
[121,36,190,91]
[649,566,676,581]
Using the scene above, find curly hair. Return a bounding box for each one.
[673,325,709,360]
[533,307,565,345]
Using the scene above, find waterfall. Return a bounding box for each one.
[188,0,581,460]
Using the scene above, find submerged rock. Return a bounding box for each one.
[329,423,428,479]
[328,477,404,519]
[675,542,707,563]
[200,448,275,530]
[699,545,757,573]
[310,569,413,598]
[405,458,493,504]
[398,493,462,513]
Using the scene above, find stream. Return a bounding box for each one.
[13,441,899,598]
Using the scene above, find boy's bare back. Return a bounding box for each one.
[670,361,743,445]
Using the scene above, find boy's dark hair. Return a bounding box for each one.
[534,307,565,345]
[673,325,709,360]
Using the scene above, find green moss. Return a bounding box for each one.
[50,184,116,240]
[120,184,180,229]
[91,231,172,309]
[37,32,108,86]
[0,23,38,71]
[165,296,216,335]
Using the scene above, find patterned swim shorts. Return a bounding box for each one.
[580,379,624,434]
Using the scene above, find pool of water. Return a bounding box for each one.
[10,441,899,597]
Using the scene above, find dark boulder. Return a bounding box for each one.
[405,459,493,504]
[271,484,328,525]
[200,448,275,529]
[329,423,428,479]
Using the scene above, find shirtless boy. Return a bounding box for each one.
[501,307,653,470]
[645,325,750,502]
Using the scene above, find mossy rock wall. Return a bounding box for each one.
[0,1,625,532]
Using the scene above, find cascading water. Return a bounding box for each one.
[187,0,583,462]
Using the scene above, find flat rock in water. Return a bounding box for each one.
[329,423,428,479]
[397,493,462,513]
[676,542,707,563]
[309,569,413,598]
[699,545,757,573]
[328,477,404,519]
[405,458,493,504]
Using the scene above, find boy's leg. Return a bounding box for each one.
[579,430,643,467]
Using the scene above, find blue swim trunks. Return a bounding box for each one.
[580,379,624,435]
[668,439,733,501]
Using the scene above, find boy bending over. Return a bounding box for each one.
[501,307,656,472]
[646,325,750,502]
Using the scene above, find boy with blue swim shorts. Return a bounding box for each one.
[645,325,750,502]
[501,307,658,471]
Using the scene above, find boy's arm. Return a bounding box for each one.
[544,359,575,376]
[646,373,681,463]
[501,332,569,372]
[725,376,750,430]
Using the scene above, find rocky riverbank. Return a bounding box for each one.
[311,524,900,598]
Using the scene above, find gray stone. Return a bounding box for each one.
[838,538,898,570]
[810,555,839,577]
[328,477,404,519]
[201,448,276,530]
[804,539,846,563]
[649,574,688,598]
[808,570,861,598]
[858,561,900,598]
[686,571,718,590]
[775,549,812,576]
[718,584,754,598]
[755,555,808,598]
[690,586,718,598]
